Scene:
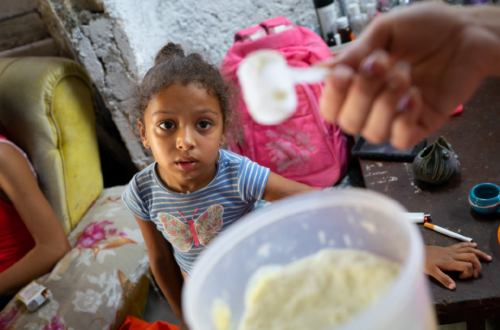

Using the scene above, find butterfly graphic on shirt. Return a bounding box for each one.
[157,205,224,252]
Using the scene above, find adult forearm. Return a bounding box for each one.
[465,6,500,76]
[0,244,68,295]
[150,259,185,322]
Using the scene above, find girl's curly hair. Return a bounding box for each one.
[131,42,239,140]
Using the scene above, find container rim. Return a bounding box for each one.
[184,188,425,330]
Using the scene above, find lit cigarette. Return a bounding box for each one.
[405,213,430,223]
[424,223,473,242]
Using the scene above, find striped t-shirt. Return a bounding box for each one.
[122,149,270,276]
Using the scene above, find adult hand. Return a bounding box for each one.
[320,2,500,149]
[424,243,492,290]
[180,320,190,330]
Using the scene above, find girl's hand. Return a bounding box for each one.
[425,243,492,290]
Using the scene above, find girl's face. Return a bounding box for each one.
[138,83,225,193]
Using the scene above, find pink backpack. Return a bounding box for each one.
[221,16,350,189]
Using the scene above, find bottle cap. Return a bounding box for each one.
[366,2,377,16]
[348,3,361,17]
[326,31,336,46]
[334,33,342,45]
[336,16,348,29]
[313,0,335,8]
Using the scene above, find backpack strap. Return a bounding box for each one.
[300,83,338,164]
[234,26,267,42]
[259,16,293,34]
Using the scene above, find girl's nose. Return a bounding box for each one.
[176,126,195,150]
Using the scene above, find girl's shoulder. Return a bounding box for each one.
[122,162,161,218]
[126,162,158,193]
[219,149,268,172]
[133,161,156,179]
[219,149,250,166]
[0,137,36,178]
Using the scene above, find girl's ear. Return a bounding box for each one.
[137,119,150,149]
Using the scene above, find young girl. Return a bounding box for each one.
[123,43,491,329]
[122,43,316,329]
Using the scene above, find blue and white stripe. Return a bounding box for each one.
[122,149,270,275]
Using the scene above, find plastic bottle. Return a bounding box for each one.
[326,32,337,47]
[348,3,366,39]
[366,1,377,21]
[334,33,342,46]
[314,0,338,40]
[336,16,352,44]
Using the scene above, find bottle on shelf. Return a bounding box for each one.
[336,16,353,44]
[313,0,338,41]
[326,31,337,46]
[334,33,342,46]
[366,1,377,21]
[347,2,366,39]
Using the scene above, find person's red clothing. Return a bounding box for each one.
[0,135,36,273]
[119,316,180,330]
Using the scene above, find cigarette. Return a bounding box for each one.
[424,223,473,242]
[405,213,431,223]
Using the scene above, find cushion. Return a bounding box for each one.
[0,57,103,233]
[0,186,150,330]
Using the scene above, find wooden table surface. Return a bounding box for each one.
[360,77,500,329]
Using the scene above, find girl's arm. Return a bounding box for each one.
[134,217,188,329]
[0,144,71,295]
[262,172,317,202]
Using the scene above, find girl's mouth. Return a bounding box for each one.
[176,160,197,171]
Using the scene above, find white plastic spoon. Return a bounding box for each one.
[237,50,329,125]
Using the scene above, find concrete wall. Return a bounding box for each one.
[104,0,318,76]
[39,0,318,169]
[0,0,58,58]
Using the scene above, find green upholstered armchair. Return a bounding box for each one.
[0,57,149,330]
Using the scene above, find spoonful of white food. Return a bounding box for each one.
[237,50,330,125]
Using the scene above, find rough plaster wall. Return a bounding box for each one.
[104,0,318,76]
[39,0,151,168]
[40,0,318,169]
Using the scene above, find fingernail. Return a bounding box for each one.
[488,255,492,260]
[362,49,388,77]
[472,242,477,246]
[396,92,411,112]
[316,57,338,67]
[449,283,455,290]
[395,60,411,74]
[396,87,419,112]
[387,77,399,91]
[332,64,355,89]
[387,61,411,91]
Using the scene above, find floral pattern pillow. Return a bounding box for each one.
[0,186,150,330]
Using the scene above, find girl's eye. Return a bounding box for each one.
[159,121,175,130]
[197,120,212,130]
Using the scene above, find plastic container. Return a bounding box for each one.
[184,189,437,330]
